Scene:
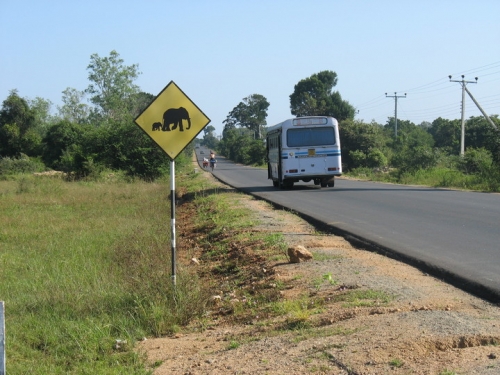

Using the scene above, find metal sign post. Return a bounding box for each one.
[0,301,5,375]
[134,81,210,288]
[170,160,176,286]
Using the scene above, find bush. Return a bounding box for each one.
[392,146,438,175]
[349,150,366,169]
[458,147,493,175]
[366,148,388,169]
[0,154,45,176]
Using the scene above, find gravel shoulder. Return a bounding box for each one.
[138,169,500,375]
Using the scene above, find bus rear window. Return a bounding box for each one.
[287,127,335,147]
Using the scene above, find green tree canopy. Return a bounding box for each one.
[340,119,389,170]
[465,115,500,163]
[0,90,38,156]
[86,50,141,123]
[203,125,215,136]
[385,119,434,150]
[58,87,90,124]
[129,91,155,119]
[427,117,460,153]
[41,120,87,169]
[289,70,355,121]
[224,94,269,139]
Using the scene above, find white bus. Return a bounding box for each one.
[266,116,342,189]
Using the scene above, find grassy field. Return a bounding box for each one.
[4,158,491,374]
[0,169,213,374]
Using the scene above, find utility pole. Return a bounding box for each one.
[464,85,498,131]
[449,75,477,156]
[385,92,406,137]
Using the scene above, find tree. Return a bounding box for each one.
[218,128,265,165]
[385,119,434,150]
[85,50,141,123]
[58,87,90,124]
[289,70,355,121]
[225,94,269,139]
[0,90,38,156]
[427,117,460,154]
[340,119,389,171]
[203,125,215,136]
[465,116,500,164]
[41,120,87,169]
[28,97,55,134]
[129,91,155,118]
[100,121,169,179]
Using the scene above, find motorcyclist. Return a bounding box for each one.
[209,151,216,170]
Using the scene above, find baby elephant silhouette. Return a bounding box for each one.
[152,122,162,131]
[162,107,191,131]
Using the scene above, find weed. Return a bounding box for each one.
[322,273,338,285]
[312,273,338,290]
[333,289,394,307]
[438,370,457,375]
[389,358,404,367]
[263,232,287,250]
[227,341,240,350]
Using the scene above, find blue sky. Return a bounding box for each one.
[1,0,499,136]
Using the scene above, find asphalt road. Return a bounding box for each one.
[196,148,500,303]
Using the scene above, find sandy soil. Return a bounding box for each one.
[137,169,500,375]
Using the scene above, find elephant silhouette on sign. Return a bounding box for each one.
[152,122,162,131]
[162,107,191,132]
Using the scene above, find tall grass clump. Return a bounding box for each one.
[0,164,211,374]
[0,154,46,178]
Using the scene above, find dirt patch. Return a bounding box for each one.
[138,167,500,375]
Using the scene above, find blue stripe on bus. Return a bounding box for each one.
[282,151,341,158]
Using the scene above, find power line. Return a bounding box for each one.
[356,61,500,125]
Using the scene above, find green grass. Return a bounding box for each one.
[0,170,212,374]
[389,358,404,368]
[332,289,394,307]
[438,370,457,375]
[347,166,500,192]
[0,162,404,374]
[226,340,240,350]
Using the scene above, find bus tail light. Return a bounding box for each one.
[288,169,298,173]
[328,167,338,171]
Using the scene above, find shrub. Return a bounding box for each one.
[349,150,366,169]
[366,148,388,168]
[0,154,45,176]
[458,147,493,174]
[393,146,438,175]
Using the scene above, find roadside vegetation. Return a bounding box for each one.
[1,50,499,191]
[1,156,400,374]
[0,160,206,374]
[2,49,500,374]
[216,72,500,192]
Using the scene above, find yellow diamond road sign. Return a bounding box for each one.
[134,81,210,160]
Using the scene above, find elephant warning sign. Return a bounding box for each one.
[134,81,210,160]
